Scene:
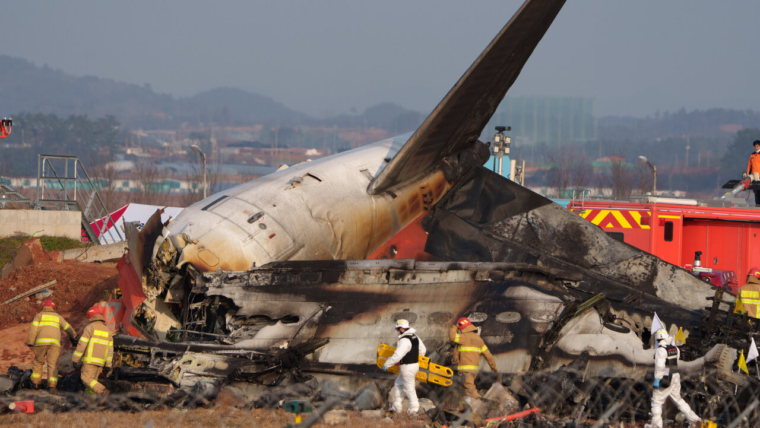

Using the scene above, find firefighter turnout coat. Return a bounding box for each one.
[449,324,497,373]
[72,313,113,368]
[26,306,76,347]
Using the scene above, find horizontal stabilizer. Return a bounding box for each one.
[368,0,566,194]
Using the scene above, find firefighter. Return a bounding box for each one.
[382,319,427,414]
[745,140,760,205]
[26,300,77,390]
[72,305,113,395]
[449,317,497,401]
[739,267,760,318]
[645,329,701,428]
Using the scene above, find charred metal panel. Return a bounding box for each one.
[125,209,166,280]
[424,167,715,311]
[183,260,701,379]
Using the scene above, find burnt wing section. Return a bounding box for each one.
[423,167,714,311]
[368,0,567,194]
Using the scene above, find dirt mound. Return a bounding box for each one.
[0,238,61,279]
[0,260,118,331]
[0,259,118,373]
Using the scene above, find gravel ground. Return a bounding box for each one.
[0,408,427,428]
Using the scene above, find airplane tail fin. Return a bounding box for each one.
[368,0,567,195]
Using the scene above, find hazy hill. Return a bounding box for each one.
[0,55,426,132]
[320,102,424,134]
[0,55,310,129]
[0,55,174,127]
[182,87,307,126]
[5,54,760,143]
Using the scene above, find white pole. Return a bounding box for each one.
[202,153,207,199]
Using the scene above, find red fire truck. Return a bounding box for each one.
[566,195,760,294]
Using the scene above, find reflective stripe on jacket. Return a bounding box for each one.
[449,324,497,373]
[26,307,76,347]
[72,314,113,368]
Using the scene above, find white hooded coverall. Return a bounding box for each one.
[648,340,701,428]
[382,328,427,413]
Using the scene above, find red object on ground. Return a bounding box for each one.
[485,407,540,424]
[9,400,34,413]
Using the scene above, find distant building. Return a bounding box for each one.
[484,96,596,146]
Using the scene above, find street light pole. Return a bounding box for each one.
[638,156,657,194]
[190,145,207,199]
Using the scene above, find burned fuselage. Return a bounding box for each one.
[118,244,738,383]
[112,0,748,389]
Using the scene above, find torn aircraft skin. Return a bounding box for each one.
[115,256,741,387]
[422,167,716,312]
[112,0,749,389]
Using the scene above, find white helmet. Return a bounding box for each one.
[395,319,410,329]
[654,329,670,342]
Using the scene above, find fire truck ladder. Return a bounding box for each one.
[35,155,123,245]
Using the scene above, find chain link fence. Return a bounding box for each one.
[3,364,760,427]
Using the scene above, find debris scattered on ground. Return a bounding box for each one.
[2,279,57,305]
[0,240,757,427]
[0,259,117,331]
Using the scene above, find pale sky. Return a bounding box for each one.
[3,1,759,118]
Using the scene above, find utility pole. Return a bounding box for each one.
[638,156,657,194]
[191,145,207,199]
[685,136,690,169]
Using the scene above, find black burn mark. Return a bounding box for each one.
[137,208,166,272]
[549,346,641,372]
[201,195,228,211]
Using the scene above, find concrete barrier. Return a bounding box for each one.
[62,241,127,263]
[0,210,81,240]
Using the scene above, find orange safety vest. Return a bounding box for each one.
[747,152,760,175]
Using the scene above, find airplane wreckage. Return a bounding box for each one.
[106,0,753,400]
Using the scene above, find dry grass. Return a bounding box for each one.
[0,408,428,428]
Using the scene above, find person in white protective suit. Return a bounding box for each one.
[645,329,702,428]
[382,319,427,414]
